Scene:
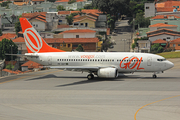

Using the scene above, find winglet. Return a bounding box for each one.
[20,18,65,53]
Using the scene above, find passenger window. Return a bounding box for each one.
[57,59,59,61]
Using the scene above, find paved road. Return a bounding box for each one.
[0,59,180,120]
[109,20,133,52]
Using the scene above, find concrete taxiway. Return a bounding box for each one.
[0,59,180,120]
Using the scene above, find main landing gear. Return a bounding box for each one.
[152,74,157,78]
[87,74,94,80]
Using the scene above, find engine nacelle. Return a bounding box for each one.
[97,68,118,78]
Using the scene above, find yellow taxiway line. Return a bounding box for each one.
[134,95,180,120]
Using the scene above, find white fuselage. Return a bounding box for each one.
[25,52,174,73]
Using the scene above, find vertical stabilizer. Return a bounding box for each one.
[20,18,65,53]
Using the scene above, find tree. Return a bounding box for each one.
[107,14,115,31]
[0,38,18,61]
[101,38,113,52]
[151,43,164,53]
[57,5,65,11]
[68,0,76,4]
[131,43,136,51]
[92,0,130,17]
[66,15,73,25]
[76,44,84,52]
[0,29,2,36]
[46,0,56,2]
[15,21,21,35]
[66,13,78,25]
[84,3,94,9]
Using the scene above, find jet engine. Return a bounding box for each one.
[97,68,118,78]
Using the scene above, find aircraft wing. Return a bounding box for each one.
[5,54,39,57]
[43,66,115,72]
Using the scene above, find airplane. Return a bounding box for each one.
[19,18,174,80]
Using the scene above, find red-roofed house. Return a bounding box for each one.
[149,23,178,31]
[150,15,180,32]
[21,60,43,71]
[22,12,59,31]
[28,13,47,31]
[169,38,180,50]
[0,33,17,41]
[61,29,96,38]
[156,1,180,12]
[73,15,97,28]
[13,37,28,54]
[147,28,180,42]
[44,38,99,52]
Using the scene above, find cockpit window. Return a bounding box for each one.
[157,59,166,61]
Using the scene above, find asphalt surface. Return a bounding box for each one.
[109,20,133,52]
[0,59,180,120]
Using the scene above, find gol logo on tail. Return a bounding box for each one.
[120,57,144,70]
[24,27,43,53]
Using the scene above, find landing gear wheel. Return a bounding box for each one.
[87,74,94,80]
[153,74,157,78]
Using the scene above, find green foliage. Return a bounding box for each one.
[65,13,78,25]
[151,43,164,53]
[0,29,2,36]
[0,1,11,7]
[47,0,56,2]
[134,12,150,28]
[127,1,144,17]
[84,3,94,9]
[15,21,21,35]
[71,12,78,16]
[97,36,103,41]
[157,46,164,53]
[0,39,18,61]
[92,0,130,16]
[157,52,180,58]
[76,44,84,52]
[107,14,115,31]
[68,0,76,4]
[92,0,130,31]
[57,5,65,11]
[131,43,136,50]
[66,15,73,25]
[5,62,14,70]
[101,39,113,52]
[134,37,148,46]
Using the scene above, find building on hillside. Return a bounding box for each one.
[156,1,180,13]
[150,15,180,31]
[65,0,92,10]
[169,38,180,50]
[149,23,178,31]
[31,0,45,5]
[145,3,156,18]
[22,12,59,31]
[21,60,43,71]
[0,33,17,41]
[137,40,151,53]
[44,38,99,52]
[60,29,96,38]
[147,28,180,42]
[13,37,27,54]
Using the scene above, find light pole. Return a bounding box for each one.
[122,39,126,52]
[10,45,14,70]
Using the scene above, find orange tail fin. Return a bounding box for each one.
[20,18,65,53]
